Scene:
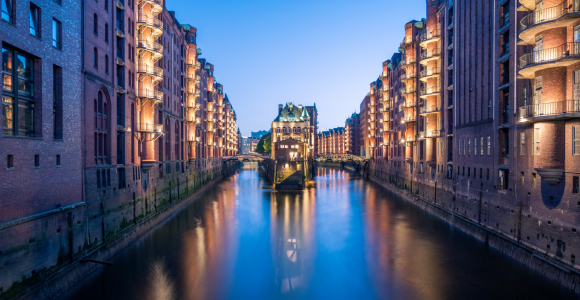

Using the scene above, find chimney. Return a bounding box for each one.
[298,105,303,110]
[279,104,283,113]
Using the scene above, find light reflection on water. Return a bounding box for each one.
[61,166,576,300]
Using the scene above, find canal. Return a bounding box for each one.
[61,165,577,300]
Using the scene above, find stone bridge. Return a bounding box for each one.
[222,154,270,162]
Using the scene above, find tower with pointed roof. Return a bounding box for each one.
[271,102,315,159]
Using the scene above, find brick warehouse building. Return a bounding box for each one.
[317,127,345,155]
[0,0,239,294]
[343,0,580,287]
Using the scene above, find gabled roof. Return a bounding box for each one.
[273,102,310,122]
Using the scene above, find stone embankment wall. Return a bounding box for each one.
[367,159,580,295]
[0,159,240,300]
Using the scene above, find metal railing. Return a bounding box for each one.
[420,130,443,138]
[420,68,440,78]
[401,87,416,95]
[136,64,163,78]
[137,14,163,31]
[137,123,163,133]
[520,42,580,68]
[420,48,441,61]
[420,105,441,114]
[187,101,200,109]
[520,0,580,32]
[519,100,580,118]
[420,86,441,96]
[419,27,441,43]
[137,89,163,101]
[401,58,416,68]
[138,0,163,7]
[400,37,413,47]
[136,40,163,55]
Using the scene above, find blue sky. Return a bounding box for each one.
[168,0,425,136]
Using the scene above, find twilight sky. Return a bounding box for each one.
[167,0,425,136]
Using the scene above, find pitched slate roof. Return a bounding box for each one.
[273,103,310,122]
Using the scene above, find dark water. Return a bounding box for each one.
[61,166,577,300]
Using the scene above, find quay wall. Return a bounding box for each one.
[367,159,580,294]
[1,159,240,300]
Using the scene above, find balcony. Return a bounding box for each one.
[420,48,441,65]
[420,86,441,98]
[187,89,201,97]
[401,113,416,124]
[137,89,163,104]
[420,130,443,139]
[138,0,163,14]
[136,122,163,133]
[419,27,441,48]
[519,100,580,122]
[186,73,201,82]
[400,37,413,48]
[519,1,580,45]
[136,14,163,37]
[401,72,416,82]
[187,101,200,110]
[136,40,163,60]
[519,42,580,78]
[136,64,163,81]
[187,61,201,69]
[420,105,441,115]
[518,0,536,11]
[401,58,416,69]
[419,68,440,81]
[401,87,416,96]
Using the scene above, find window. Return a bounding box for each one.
[487,169,490,180]
[105,23,109,43]
[2,47,35,137]
[105,55,109,74]
[30,4,41,37]
[573,126,580,155]
[2,96,13,134]
[94,48,98,69]
[2,0,13,23]
[7,154,13,169]
[487,136,491,155]
[532,173,537,187]
[474,138,477,155]
[520,172,525,186]
[52,19,62,49]
[520,132,525,155]
[468,139,471,155]
[93,14,98,35]
[104,0,108,11]
[573,176,579,194]
[480,137,484,155]
[534,127,541,156]
[53,66,63,139]
[56,155,61,167]
[34,154,39,168]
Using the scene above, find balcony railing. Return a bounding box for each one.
[137,14,163,32]
[401,87,416,95]
[519,100,580,119]
[520,0,580,32]
[420,68,440,78]
[137,89,163,102]
[138,0,163,10]
[137,123,163,133]
[420,48,441,61]
[401,58,416,68]
[136,40,163,55]
[187,89,201,96]
[420,105,441,114]
[420,130,443,138]
[400,37,413,47]
[520,42,580,68]
[420,86,441,96]
[187,101,200,109]
[419,27,441,43]
[136,64,163,79]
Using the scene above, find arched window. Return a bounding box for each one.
[97,92,103,114]
[93,48,98,69]
[276,128,280,133]
[104,0,108,11]
[105,24,109,43]
[93,14,98,35]
[297,127,301,133]
[282,127,286,133]
[105,55,109,74]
